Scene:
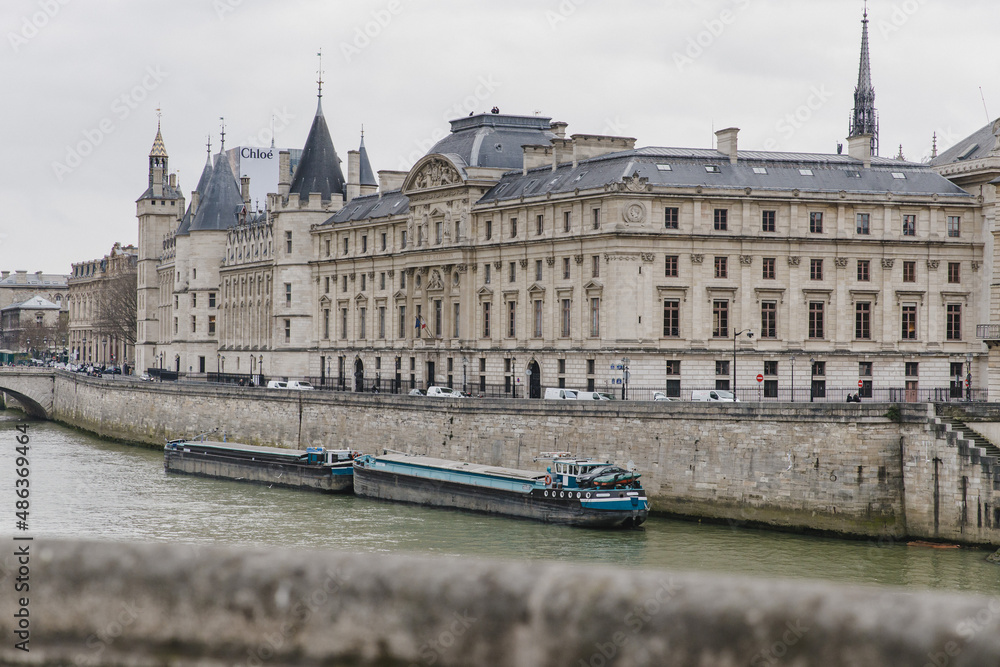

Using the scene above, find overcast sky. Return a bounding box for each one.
[3,0,996,275]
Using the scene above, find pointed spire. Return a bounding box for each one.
[358,127,377,188]
[289,90,346,202]
[315,50,325,117]
[931,132,938,159]
[148,117,168,190]
[848,4,878,155]
[219,117,226,153]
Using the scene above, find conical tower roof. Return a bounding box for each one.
[358,131,377,187]
[189,152,243,231]
[149,125,168,158]
[288,99,346,202]
[176,153,215,236]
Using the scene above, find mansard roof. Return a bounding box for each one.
[930,119,1000,166]
[427,114,556,170]
[288,100,346,202]
[189,153,244,232]
[325,189,409,224]
[479,146,973,204]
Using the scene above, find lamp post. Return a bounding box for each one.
[26,339,31,361]
[966,352,973,402]
[809,357,816,402]
[462,356,468,395]
[790,355,796,403]
[511,356,516,398]
[620,356,630,400]
[43,337,48,364]
[732,328,754,402]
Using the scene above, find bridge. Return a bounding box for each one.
[0,368,54,418]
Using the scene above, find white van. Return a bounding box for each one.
[544,388,578,400]
[287,381,314,390]
[266,380,288,389]
[691,390,739,402]
[575,391,612,401]
[426,386,464,398]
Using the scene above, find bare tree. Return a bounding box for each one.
[93,271,138,347]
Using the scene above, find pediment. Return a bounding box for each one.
[583,280,603,292]
[402,154,467,194]
[354,293,368,302]
[477,286,494,297]
[393,290,407,300]
[318,294,331,305]
[527,283,546,295]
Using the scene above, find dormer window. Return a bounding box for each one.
[891,172,906,179]
[705,165,721,173]
[752,167,767,174]
[799,169,814,176]
[656,164,672,171]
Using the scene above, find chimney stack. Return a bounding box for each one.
[240,176,251,205]
[550,121,568,139]
[278,150,291,196]
[848,134,872,168]
[347,150,361,203]
[715,127,739,164]
[168,173,177,189]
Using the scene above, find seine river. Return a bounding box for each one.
[1,412,998,594]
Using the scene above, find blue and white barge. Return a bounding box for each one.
[352,451,648,528]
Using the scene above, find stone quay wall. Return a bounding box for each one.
[41,372,946,541]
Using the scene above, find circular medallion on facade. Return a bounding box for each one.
[624,203,645,224]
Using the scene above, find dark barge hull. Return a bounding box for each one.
[352,464,645,528]
[164,447,353,493]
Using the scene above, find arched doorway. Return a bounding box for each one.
[528,360,541,399]
[354,358,365,392]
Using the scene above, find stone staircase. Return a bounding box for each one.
[935,416,1000,490]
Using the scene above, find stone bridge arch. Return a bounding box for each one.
[0,370,55,419]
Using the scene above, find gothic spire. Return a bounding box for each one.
[848,4,878,155]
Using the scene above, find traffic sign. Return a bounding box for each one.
[756,374,763,383]
[858,380,864,388]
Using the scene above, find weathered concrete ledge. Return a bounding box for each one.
[1,539,999,666]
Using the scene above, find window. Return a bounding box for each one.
[860,362,873,377]
[716,360,729,376]
[191,315,196,333]
[811,360,826,399]
[484,264,491,284]
[433,300,442,337]
[947,304,962,340]
[664,207,679,229]
[510,217,518,238]
[563,211,570,232]
[398,305,406,338]
[901,304,917,339]
[435,221,443,244]
[808,302,824,339]
[592,255,600,278]
[752,166,767,175]
[950,362,964,398]
[592,208,601,229]
[507,301,516,338]
[359,306,367,339]
[401,230,408,249]
[714,209,728,231]
[361,235,368,252]
[535,260,543,282]
[192,292,197,307]
[799,168,814,176]
[342,237,348,255]
[323,309,330,339]
[808,259,822,281]
[284,283,292,307]
[948,262,961,284]
[174,295,178,309]
[284,318,291,342]
[400,271,406,289]
[902,261,915,283]
[509,262,516,282]
[665,255,678,277]
[381,233,387,251]
[663,300,680,337]
[761,210,776,232]
[590,298,600,337]
[208,315,216,335]
[714,256,727,279]
[485,220,492,240]
[809,212,823,233]
[812,360,825,376]
[760,301,776,338]
[948,216,961,238]
[665,360,681,396]
[325,276,331,294]
[533,300,542,338]
[380,272,386,290]
[452,303,459,339]
[536,214,544,235]
[762,257,775,280]
[173,317,178,334]
[903,214,916,236]
[856,213,870,235]
[855,302,871,339]
[705,165,721,173]
[561,299,571,337]
[482,302,491,337]
[857,260,870,282]
[360,274,367,291]
[285,231,292,253]
[906,362,919,377]
[712,300,729,338]
[340,309,347,339]
[209,292,216,308]
[563,257,571,279]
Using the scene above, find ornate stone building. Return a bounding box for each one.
[68,243,138,366]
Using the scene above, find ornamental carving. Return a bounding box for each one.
[787,256,800,266]
[546,257,555,266]
[387,270,395,277]
[835,257,849,268]
[624,203,646,224]
[367,272,375,279]
[493,261,502,270]
[640,253,655,263]
[349,273,356,281]
[412,158,460,189]
[881,258,895,269]
[456,264,468,273]
[739,255,753,266]
[620,170,649,193]
[574,255,584,264]
[972,261,981,271]
[427,270,444,290]
[604,254,638,261]
[519,259,528,268]
[926,260,940,270]
[416,266,427,275]
[691,254,704,264]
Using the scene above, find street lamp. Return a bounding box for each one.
[809,357,816,402]
[26,339,31,360]
[462,356,468,395]
[43,337,48,364]
[790,355,796,403]
[620,356,631,400]
[732,329,754,402]
[966,352,974,402]
[511,356,516,398]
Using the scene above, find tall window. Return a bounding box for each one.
[208,315,216,336]
[856,213,870,235]
[359,307,367,339]
[563,211,570,232]
[947,216,961,238]
[948,262,961,284]
[810,259,823,281]
[902,261,915,283]
[507,301,516,338]
[760,301,776,338]
[715,360,730,391]
[714,256,728,279]
[509,262,516,282]
[664,360,681,397]
[808,302,824,339]
[664,207,679,229]
[563,258,571,279]
[946,304,962,340]
[453,303,460,339]
[855,302,871,339]
[592,208,601,229]
[435,221,443,244]
[342,237,348,254]
[712,300,728,338]
[761,257,775,280]
[323,309,330,339]
[381,232,387,251]
[485,220,492,240]
[398,305,406,338]
[379,307,386,339]
[401,229,407,248]
[902,214,916,236]
[901,304,917,339]
[809,212,823,233]
[714,208,728,231]
[663,299,680,337]
[285,231,292,253]
[510,217,518,237]
[533,300,542,338]
[590,298,600,337]
[857,260,870,282]
[400,272,407,289]
[665,255,678,277]
[561,299,571,337]
[284,318,291,342]
[536,214,544,235]
[343,275,348,292]
[360,274,367,291]
[482,302,490,337]
[761,210,776,232]
[361,235,368,252]
[535,259,543,282]
[340,309,347,340]
[484,264,491,284]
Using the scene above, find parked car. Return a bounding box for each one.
[544,388,578,400]
[652,392,681,401]
[576,391,613,400]
[266,380,288,389]
[287,381,314,390]
[426,386,464,398]
[408,388,426,396]
[691,390,739,402]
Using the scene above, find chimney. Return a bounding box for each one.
[240,176,251,205]
[571,134,637,163]
[347,149,361,202]
[191,190,200,215]
[278,150,291,196]
[378,170,407,192]
[35,271,43,281]
[550,121,568,139]
[715,127,739,164]
[152,163,164,197]
[552,137,574,169]
[848,134,872,168]
[1,271,9,280]
[522,145,553,174]
[168,173,177,189]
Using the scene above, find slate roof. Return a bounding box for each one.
[0,273,67,287]
[427,114,556,170]
[325,189,409,224]
[289,100,346,202]
[176,156,215,236]
[2,295,60,312]
[358,134,377,187]
[479,147,972,203]
[188,153,244,232]
[930,119,1000,166]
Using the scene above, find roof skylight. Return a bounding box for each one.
[705,165,721,173]
[799,169,814,176]
[752,167,767,175]
[656,164,672,171]
[891,172,906,179]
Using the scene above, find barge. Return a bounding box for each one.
[352,451,648,528]
[164,438,358,493]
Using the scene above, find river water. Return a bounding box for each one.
[1,412,997,594]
